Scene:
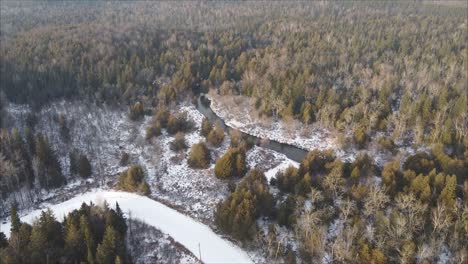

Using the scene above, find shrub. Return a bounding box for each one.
[276,166,300,193]
[188,141,211,169]
[170,132,187,152]
[353,126,368,149]
[201,117,212,137]
[118,165,150,195]
[403,152,435,175]
[154,106,170,127]
[146,121,162,140]
[214,147,246,179]
[377,136,396,153]
[128,101,144,120]
[167,112,193,135]
[207,123,225,147]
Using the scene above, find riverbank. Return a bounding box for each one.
[206,92,358,162]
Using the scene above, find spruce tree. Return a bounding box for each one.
[0,232,7,248]
[78,154,92,178]
[10,203,21,234]
[96,226,118,264]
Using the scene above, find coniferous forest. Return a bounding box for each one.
[0,1,467,263]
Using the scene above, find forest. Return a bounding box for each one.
[0,1,467,264]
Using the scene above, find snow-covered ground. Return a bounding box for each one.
[0,190,253,264]
[246,146,299,181]
[3,100,230,221]
[207,92,356,162]
[127,218,200,264]
[206,92,426,167]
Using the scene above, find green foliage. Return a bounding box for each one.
[403,152,436,175]
[145,121,162,140]
[207,123,225,147]
[35,134,66,189]
[0,232,7,249]
[377,136,397,153]
[300,150,335,176]
[0,203,130,264]
[29,210,63,263]
[381,160,402,196]
[10,203,21,234]
[166,112,193,135]
[154,106,170,128]
[438,175,457,207]
[69,149,79,175]
[187,141,211,169]
[118,165,150,195]
[276,166,300,193]
[214,147,246,179]
[350,153,375,180]
[353,126,369,149]
[78,154,92,178]
[277,196,296,227]
[215,169,274,241]
[201,117,212,137]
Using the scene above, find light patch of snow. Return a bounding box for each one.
[0,190,253,264]
[264,159,299,182]
[327,219,344,241]
[437,246,452,264]
[246,145,299,182]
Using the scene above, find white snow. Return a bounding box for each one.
[1,190,253,264]
[264,159,299,182]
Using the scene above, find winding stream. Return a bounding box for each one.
[196,95,308,163]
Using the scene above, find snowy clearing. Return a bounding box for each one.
[0,190,253,264]
[264,159,300,182]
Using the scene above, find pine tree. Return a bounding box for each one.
[69,150,79,175]
[80,215,95,264]
[438,175,457,208]
[10,203,21,234]
[214,148,246,179]
[64,220,84,262]
[0,232,7,249]
[78,154,92,178]
[96,226,118,264]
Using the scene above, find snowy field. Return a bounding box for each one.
[0,190,253,264]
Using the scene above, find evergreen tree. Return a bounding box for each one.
[78,154,92,178]
[96,226,118,264]
[29,210,63,263]
[214,148,246,179]
[35,134,65,189]
[188,142,211,169]
[201,117,212,137]
[0,232,7,249]
[64,220,84,262]
[10,203,21,234]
